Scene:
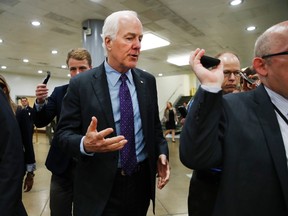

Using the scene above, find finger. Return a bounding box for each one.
[96,127,115,139]
[87,116,98,133]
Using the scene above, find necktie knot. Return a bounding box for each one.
[120,74,128,83]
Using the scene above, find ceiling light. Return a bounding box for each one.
[61,65,67,69]
[167,54,190,66]
[23,59,29,63]
[246,26,256,31]
[141,33,170,51]
[1,66,7,69]
[230,0,243,6]
[67,74,71,77]
[51,50,58,54]
[38,70,43,74]
[0,39,3,43]
[31,20,41,26]
[158,73,163,77]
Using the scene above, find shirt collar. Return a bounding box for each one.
[265,86,288,117]
[104,60,133,87]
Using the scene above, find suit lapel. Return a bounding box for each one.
[254,85,288,207]
[90,64,116,132]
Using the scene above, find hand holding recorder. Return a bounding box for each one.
[35,71,51,104]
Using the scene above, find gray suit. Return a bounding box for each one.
[180,84,288,216]
[56,63,168,216]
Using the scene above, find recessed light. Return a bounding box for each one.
[67,74,71,77]
[31,20,41,26]
[158,73,163,77]
[167,54,190,66]
[23,59,29,63]
[61,65,67,69]
[1,66,7,69]
[0,39,3,43]
[51,50,58,54]
[230,0,243,6]
[246,26,256,31]
[38,70,43,74]
[141,33,170,51]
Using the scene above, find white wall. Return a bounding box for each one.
[1,72,69,101]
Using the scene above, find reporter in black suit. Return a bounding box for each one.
[0,76,27,216]
[33,48,92,216]
[56,10,170,216]
[180,21,288,216]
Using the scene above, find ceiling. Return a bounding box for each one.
[0,0,287,79]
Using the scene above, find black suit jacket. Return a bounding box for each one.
[56,63,168,216]
[33,84,71,175]
[0,88,27,216]
[180,84,288,216]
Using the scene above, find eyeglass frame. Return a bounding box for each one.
[261,51,288,59]
[223,70,241,78]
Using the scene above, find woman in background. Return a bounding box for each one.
[163,101,178,142]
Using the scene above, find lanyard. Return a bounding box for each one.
[273,104,288,126]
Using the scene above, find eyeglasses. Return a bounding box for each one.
[223,70,241,78]
[261,51,288,59]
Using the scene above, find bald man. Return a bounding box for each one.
[186,52,241,216]
[181,20,288,216]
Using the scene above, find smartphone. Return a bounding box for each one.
[43,71,51,84]
[200,55,221,69]
[239,71,255,85]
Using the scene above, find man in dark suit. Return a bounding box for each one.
[187,52,241,216]
[56,10,170,216]
[0,82,27,216]
[180,20,288,216]
[33,48,92,216]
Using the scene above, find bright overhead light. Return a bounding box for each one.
[61,65,67,69]
[141,33,170,51]
[230,0,243,6]
[51,50,58,54]
[1,65,7,69]
[31,20,41,26]
[167,54,190,66]
[0,39,3,43]
[158,73,163,77]
[23,59,29,63]
[38,70,43,74]
[246,26,256,31]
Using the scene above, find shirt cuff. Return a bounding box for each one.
[80,136,94,156]
[34,101,45,111]
[201,85,222,93]
[26,163,36,172]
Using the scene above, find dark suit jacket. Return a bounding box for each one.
[0,88,27,216]
[56,63,168,216]
[33,84,71,175]
[16,107,36,166]
[180,84,288,216]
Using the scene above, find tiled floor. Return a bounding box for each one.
[23,133,191,216]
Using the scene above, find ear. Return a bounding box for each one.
[105,37,112,51]
[253,57,268,77]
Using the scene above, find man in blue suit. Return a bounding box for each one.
[33,48,92,216]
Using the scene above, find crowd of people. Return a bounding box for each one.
[1,9,287,216]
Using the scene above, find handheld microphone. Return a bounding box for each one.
[43,71,51,84]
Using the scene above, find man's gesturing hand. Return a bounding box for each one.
[83,116,127,153]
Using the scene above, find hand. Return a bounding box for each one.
[23,172,34,192]
[35,84,48,104]
[189,48,224,88]
[157,154,170,189]
[83,116,127,153]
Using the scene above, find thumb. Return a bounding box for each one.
[87,116,97,133]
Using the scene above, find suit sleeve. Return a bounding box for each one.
[179,87,223,169]
[33,87,58,128]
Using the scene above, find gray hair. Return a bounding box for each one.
[101,10,138,56]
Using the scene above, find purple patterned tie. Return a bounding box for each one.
[119,74,137,175]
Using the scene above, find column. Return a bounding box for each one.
[82,19,105,67]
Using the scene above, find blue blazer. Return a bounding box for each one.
[33,84,70,175]
[56,63,168,216]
